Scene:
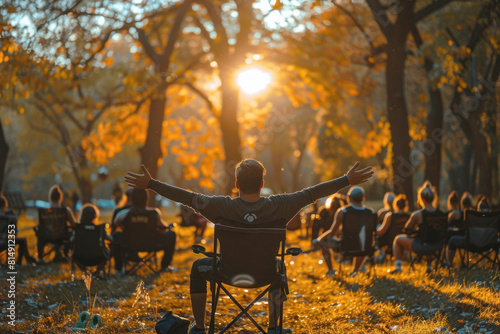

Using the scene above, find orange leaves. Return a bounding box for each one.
[357,118,391,158]
[102,57,114,67]
[183,165,200,180]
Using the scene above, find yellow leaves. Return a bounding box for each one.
[347,89,359,97]
[199,178,214,191]
[103,57,114,67]
[183,165,200,180]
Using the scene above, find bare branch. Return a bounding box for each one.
[160,0,196,72]
[414,0,453,23]
[365,0,393,40]
[182,81,215,114]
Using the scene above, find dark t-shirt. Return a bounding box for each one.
[148,176,350,226]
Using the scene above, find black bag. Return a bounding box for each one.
[155,311,190,334]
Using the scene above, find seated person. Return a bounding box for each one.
[392,182,444,273]
[447,196,493,268]
[113,188,176,272]
[310,194,345,244]
[71,203,112,277]
[377,192,395,226]
[376,194,410,260]
[0,194,36,266]
[111,188,133,232]
[461,192,474,211]
[447,191,462,228]
[124,160,373,334]
[37,185,76,264]
[477,197,491,212]
[313,186,375,276]
[179,205,208,244]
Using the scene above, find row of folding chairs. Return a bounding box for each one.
[29,208,167,277]
[340,209,500,272]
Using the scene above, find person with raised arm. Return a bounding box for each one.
[125,159,373,334]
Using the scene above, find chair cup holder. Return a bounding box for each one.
[192,245,207,254]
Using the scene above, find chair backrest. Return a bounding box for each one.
[340,210,377,256]
[417,209,448,244]
[388,212,411,241]
[37,208,70,241]
[464,210,500,248]
[73,223,106,260]
[122,209,160,252]
[214,219,286,288]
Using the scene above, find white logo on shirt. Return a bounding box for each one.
[244,213,257,223]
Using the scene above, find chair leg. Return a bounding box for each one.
[219,284,268,334]
[208,282,219,334]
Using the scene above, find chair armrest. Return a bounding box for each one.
[285,247,302,256]
[191,245,217,257]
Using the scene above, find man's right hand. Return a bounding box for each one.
[124,164,152,189]
[346,161,374,185]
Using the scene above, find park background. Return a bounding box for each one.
[1,0,500,333]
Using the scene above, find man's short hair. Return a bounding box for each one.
[348,186,365,203]
[131,188,149,207]
[49,185,63,204]
[235,159,266,194]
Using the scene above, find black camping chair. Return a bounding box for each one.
[378,212,410,258]
[191,218,302,334]
[71,223,111,280]
[463,210,500,270]
[408,212,448,272]
[121,210,165,275]
[35,208,72,261]
[339,212,377,274]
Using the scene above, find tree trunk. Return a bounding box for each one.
[487,82,499,197]
[67,144,93,204]
[139,87,167,181]
[386,42,414,207]
[0,120,9,192]
[468,114,492,197]
[423,58,444,194]
[218,68,242,194]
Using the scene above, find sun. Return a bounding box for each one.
[236,66,273,95]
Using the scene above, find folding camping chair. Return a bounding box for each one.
[408,212,448,272]
[378,212,411,259]
[35,207,72,261]
[339,211,377,274]
[191,218,302,334]
[71,223,111,280]
[121,210,164,275]
[462,210,500,270]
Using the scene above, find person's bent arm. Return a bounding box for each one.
[404,211,421,232]
[377,212,392,236]
[315,209,343,244]
[66,207,76,228]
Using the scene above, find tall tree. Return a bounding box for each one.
[361,0,454,206]
[443,0,500,198]
[193,0,255,193]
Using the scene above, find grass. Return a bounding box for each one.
[1,211,500,333]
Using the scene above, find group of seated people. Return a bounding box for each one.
[311,181,499,276]
[0,185,177,276]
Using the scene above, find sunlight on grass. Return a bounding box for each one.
[1,212,499,333]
